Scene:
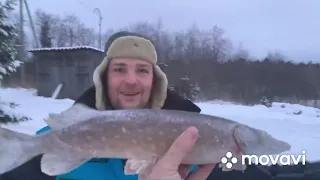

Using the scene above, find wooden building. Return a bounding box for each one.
[21,46,104,100]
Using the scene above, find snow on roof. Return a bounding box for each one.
[28,46,104,53]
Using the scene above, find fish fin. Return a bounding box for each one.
[45,113,66,130]
[0,127,42,175]
[40,153,90,176]
[45,103,97,130]
[234,125,291,156]
[124,158,157,175]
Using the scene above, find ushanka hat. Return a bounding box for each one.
[93,35,168,110]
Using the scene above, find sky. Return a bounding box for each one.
[20,0,320,63]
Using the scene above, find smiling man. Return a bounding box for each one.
[106,58,155,109]
[0,31,213,180]
[91,32,168,111]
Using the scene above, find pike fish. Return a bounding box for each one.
[0,103,291,176]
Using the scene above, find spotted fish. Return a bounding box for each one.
[0,103,291,176]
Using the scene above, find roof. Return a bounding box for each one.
[27,46,104,53]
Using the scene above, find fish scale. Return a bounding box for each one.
[0,103,291,178]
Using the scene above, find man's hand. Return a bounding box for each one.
[141,126,215,180]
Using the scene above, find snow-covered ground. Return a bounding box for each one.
[1,87,319,165]
[0,88,73,134]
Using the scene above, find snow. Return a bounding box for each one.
[0,88,319,165]
[197,100,320,163]
[0,88,74,134]
[12,60,22,68]
[28,46,104,53]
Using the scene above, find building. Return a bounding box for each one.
[8,46,105,100]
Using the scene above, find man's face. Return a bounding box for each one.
[107,58,154,109]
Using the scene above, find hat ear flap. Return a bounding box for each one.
[150,65,168,108]
[93,56,110,110]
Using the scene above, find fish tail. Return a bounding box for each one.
[0,127,44,175]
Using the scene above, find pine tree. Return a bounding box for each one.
[0,100,31,124]
[0,0,30,124]
[0,0,21,80]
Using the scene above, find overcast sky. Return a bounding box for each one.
[24,0,320,63]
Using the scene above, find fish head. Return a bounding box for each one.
[234,124,291,156]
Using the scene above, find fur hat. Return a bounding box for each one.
[93,35,168,110]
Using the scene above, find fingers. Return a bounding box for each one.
[142,126,215,180]
[186,164,215,180]
[178,164,193,179]
[152,126,199,172]
[158,126,199,169]
[142,127,199,180]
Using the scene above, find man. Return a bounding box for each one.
[0,31,214,180]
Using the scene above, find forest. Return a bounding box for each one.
[8,8,320,105]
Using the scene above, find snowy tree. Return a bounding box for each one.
[173,76,200,101]
[230,42,250,61]
[0,1,29,124]
[0,0,22,80]
[191,82,200,101]
[0,99,31,124]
